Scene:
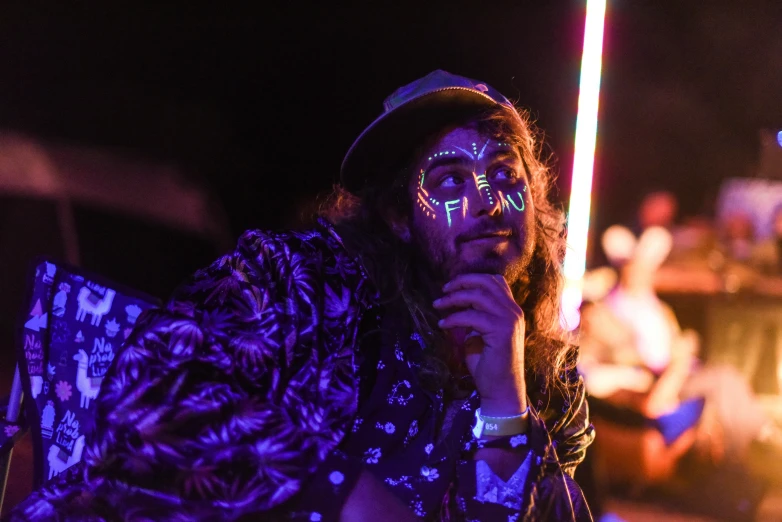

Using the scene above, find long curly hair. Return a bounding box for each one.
[320,104,572,394]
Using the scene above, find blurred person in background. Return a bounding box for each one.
[633,190,715,272]
[635,190,717,267]
[751,202,782,276]
[579,225,782,470]
[636,190,678,233]
[721,211,756,264]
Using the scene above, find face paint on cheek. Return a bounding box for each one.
[444,199,461,227]
[416,170,438,220]
[497,185,528,214]
[506,192,525,212]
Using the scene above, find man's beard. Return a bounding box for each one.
[410,228,534,287]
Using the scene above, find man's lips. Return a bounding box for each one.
[459,230,513,243]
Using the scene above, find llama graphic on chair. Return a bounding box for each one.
[30,375,43,399]
[47,435,85,480]
[73,349,101,409]
[75,286,116,326]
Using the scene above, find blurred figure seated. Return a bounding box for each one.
[720,211,756,264]
[631,190,725,294]
[579,225,781,488]
[637,190,678,233]
[751,202,782,276]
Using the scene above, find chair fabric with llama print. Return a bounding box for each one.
[15,258,160,487]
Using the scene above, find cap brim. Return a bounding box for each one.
[340,88,500,193]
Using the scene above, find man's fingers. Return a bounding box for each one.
[433,288,496,313]
[438,310,493,334]
[490,274,508,291]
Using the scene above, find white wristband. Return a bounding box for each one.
[472,406,530,438]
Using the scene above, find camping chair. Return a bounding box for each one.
[589,394,704,489]
[0,257,160,513]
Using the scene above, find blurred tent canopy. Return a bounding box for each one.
[0,130,232,376]
[0,131,231,265]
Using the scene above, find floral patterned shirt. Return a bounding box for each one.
[9,220,594,522]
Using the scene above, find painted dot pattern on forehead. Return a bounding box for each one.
[427,150,456,161]
[454,140,490,161]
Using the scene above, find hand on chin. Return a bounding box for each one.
[434,273,527,415]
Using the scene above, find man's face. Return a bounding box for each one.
[406,125,535,284]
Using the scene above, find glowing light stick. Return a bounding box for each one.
[561,0,607,330]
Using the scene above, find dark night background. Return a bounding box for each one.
[1,0,781,284]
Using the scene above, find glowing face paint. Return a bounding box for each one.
[506,192,525,212]
[428,150,456,161]
[454,139,490,161]
[474,172,496,207]
[444,199,461,227]
[416,170,437,219]
[418,193,436,212]
[414,136,522,227]
[497,188,527,214]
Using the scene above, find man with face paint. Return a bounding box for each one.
[10,71,594,521]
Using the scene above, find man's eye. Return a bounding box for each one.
[491,167,517,181]
[438,174,464,188]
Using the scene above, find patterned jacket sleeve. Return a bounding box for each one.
[520,365,595,522]
[531,347,595,478]
[78,228,368,519]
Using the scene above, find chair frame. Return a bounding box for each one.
[0,366,24,513]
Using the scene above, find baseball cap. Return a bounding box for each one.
[340,69,519,193]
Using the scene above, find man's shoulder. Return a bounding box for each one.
[205,219,354,277]
[171,219,371,305]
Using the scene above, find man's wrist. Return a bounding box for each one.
[479,396,528,417]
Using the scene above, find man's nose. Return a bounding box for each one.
[467,173,502,217]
